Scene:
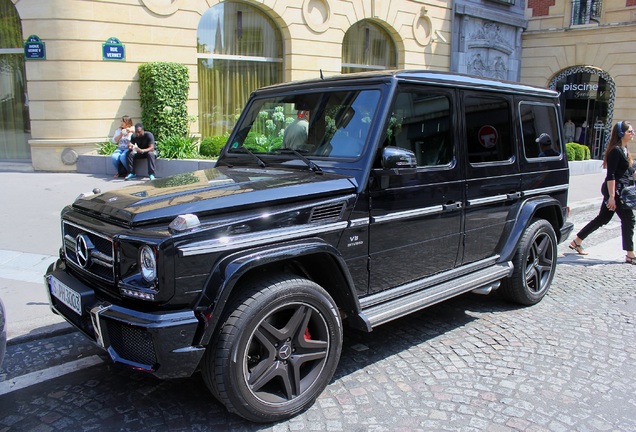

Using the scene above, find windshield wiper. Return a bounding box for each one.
[231,146,268,168]
[277,148,323,173]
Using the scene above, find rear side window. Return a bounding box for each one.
[388,89,453,167]
[519,102,562,160]
[465,95,513,164]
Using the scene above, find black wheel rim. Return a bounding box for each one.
[524,231,555,295]
[242,302,330,405]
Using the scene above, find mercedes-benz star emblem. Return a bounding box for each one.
[278,343,292,361]
[75,234,94,269]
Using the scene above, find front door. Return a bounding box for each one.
[368,86,463,294]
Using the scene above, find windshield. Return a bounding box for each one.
[227,89,381,159]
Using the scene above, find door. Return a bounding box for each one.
[368,86,463,294]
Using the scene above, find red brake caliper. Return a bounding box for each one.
[304,328,311,340]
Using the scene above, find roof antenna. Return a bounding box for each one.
[320,69,324,80]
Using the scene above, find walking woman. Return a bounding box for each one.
[569,120,636,264]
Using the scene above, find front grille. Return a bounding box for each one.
[63,221,115,282]
[309,203,345,222]
[106,320,157,366]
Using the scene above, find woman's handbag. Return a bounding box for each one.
[619,185,636,209]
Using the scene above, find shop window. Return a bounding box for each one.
[197,2,283,137]
[342,21,397,73]
[0,0,31,160]
[571,0,602,25]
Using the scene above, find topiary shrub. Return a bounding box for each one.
[138,62,189,143]
[565,142,591,161]
[200,134,229,158]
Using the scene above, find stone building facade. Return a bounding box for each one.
[522,0,636,155]
[3,0,634,170]
[2,0,454,171]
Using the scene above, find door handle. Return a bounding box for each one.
[506,192,522,200]
[443,202,462,211]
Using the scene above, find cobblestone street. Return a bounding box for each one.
[1,243,635,431]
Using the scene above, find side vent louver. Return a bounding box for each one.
[309,203,345,222]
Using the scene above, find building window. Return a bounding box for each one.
[0,0,31,160]
[197,2,283,137]
[571,0,602,25]
[342,21,397,73]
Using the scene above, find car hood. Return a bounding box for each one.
[71,166,357,226]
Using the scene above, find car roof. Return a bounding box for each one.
[256,70,559,98]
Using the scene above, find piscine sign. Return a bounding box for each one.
[24,35,46,60]
[102,37,125,61]
[562,82,600,99]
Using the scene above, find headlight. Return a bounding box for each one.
[139,245,157,283]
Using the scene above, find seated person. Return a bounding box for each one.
[125,123,157,180]
[536,133,559,157]
[282,110,309,150]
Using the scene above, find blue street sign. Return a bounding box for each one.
[103,37,125,61]
[24,35,46,60]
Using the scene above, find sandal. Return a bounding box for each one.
[569,240,588,255]
[626,256,636,265]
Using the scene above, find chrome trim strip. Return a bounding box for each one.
[64,221,114,243]
[523,184,569,197]
[179,221,349,256]
[348,218,369,228]
[360,256,500,308]
[468,195,508,206]
[372,205,444,223]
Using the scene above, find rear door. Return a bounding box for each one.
[461,91,521,265]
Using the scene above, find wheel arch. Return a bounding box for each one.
[195,238,367,346]
[498,196,563,263]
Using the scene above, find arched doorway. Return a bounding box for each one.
[0,0,31,160]
[549,66,615,159]
[196,1,283,138]
[341,20,397,73]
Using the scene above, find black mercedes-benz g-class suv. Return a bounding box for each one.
[46,70,573,422]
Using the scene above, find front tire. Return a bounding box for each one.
[202,274,342,423]
[500,219,557,305]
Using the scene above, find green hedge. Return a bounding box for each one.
[565,142,591,161]
[138,62,189,142]
[200,134,229,158]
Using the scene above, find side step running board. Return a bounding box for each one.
[361,262,513,328]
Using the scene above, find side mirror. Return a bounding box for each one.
[382,146,417,169]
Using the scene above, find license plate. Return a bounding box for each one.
[50,277,82,316]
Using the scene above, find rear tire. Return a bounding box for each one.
[202,274,342,423]
[500,219,557,305]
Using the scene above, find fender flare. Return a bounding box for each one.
[498,196,564,263]
[195,238,367,345]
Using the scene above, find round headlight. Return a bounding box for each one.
[139,245,157,283]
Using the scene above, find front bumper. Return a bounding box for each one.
[45,260,204,379]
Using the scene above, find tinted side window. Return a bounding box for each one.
[519,102,562,160]
[389,90,453,167]
[465,95,513,164]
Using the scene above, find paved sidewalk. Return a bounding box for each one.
[0,167,608,343]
